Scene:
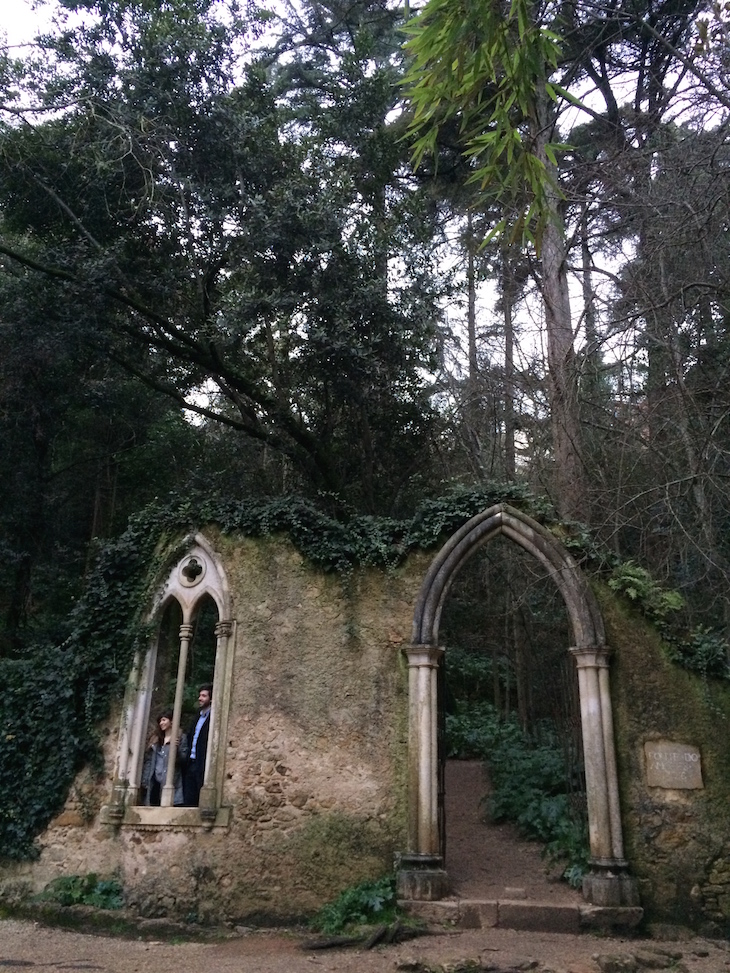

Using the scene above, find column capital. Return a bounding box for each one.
[215,619,233,638]
[569,645,611,669]
[403,644,444,668]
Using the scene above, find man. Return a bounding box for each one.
[182,683,212,807]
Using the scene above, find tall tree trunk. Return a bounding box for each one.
[4,557,32,657]
[467,213,478,384]
[492,638,502,713]
[580,205,601,403]
[513,609,529,732]
[502,238,516,480]
[464,212,483,472]
[536,80,586,521]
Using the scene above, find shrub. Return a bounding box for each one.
[666,625,730,679]
[309,875,397,934]
[34,873,124,910]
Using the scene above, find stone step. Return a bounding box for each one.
[399,898,643,935]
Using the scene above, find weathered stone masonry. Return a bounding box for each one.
[3,510,730,931]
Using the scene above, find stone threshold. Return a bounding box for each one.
[399,897,644,935]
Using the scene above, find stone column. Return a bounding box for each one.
[570,646,638,907]
[598,660,624,862]
[397,644,449,901]
[198,619,233,826]
[162,622,193,807]
[105,647,152,824]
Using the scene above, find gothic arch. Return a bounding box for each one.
[399,504,638,908]
[412,504,604,649]
[104,533,235,828]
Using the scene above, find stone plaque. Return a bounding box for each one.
[644,741,703,789]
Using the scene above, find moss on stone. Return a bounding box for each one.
[277,812,401,903]
[595,581,730,932]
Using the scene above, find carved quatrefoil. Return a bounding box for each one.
[180,555,206,587]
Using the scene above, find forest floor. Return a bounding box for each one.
[2,760,728,973]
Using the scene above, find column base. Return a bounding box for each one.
[396,854,450,901]
[583,862,640,907]
[198,785,217,828]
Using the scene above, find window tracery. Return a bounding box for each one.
[103,534,234,829]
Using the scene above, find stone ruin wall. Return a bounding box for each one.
[5,530,730,931]
[599,583,730,936]
[1,533,428,923]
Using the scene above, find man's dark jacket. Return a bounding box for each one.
[183,710,209,805]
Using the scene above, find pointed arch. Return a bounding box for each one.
[412,504,604,649]
[399,504,638,909]
[103,532,235,828]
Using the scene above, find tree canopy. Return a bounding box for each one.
[2,0,730,655]
[0,0,447,515]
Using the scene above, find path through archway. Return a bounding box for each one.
[445,759,582,903]
[438,536,585,904]
[397,504,638,909]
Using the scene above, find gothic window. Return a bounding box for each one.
[104,536,234,828]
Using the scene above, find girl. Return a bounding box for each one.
[141,711,189,806]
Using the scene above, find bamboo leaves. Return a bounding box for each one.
[402,0,567,245]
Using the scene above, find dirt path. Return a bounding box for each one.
[2,917,729,973]
[3,760,727,973]
[445,759,581,902]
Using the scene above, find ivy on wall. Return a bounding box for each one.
[0,484,724,862]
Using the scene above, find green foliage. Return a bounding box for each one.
[442,648,503,707]
[0,0,448,514]
[404,485,556,547]
[445,700,521,759]
[173,483,561,573]
[0,517,163,859]
[487,730,589,886]
[309,875,397,934]
[34,873,124,910]
[606,562,730,678]
[666,625,730,680]
[607,562,684,623]
[402,0,572,245]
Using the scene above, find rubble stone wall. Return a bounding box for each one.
[0,532,427,923]
[4,529,730,932]
[600,583,730,936]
